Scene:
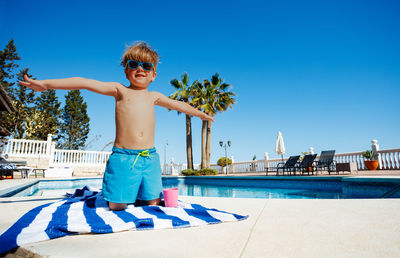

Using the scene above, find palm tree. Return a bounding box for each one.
[191,84,209,169]
[169,72,199,170]
[193,73,236,168]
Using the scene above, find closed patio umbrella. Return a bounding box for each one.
[275,131,285,162]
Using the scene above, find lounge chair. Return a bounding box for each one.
[0,165,16,179]
[314,150,336,174]
[276,155,300,175]
[0,161,18,179]
[295,154,318,175]
[0,157,31,179]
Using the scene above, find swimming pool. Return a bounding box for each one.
[1,176,400,199]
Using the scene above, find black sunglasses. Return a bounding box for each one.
[126,60,155,71]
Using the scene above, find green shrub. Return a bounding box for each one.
[217,157,232,167]
[181,169,197,176]
[199,168,219,175]
[181,168,218,176]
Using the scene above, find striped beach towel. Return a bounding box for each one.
[0,186,248,254]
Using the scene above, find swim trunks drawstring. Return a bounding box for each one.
[131,150,153,169]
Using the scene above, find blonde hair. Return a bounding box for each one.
[121,42,159,70]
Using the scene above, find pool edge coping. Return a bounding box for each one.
[0,180,40,197]
[1,175,400,198]
[165,175,400,183]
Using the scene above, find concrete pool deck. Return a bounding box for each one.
[1,178,400,257]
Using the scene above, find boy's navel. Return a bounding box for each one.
[138,131,144,137]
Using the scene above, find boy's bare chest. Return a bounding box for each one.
[116,93,155,114]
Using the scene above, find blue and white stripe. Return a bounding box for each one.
[0,186,248,254]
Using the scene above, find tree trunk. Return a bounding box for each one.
[206,119,212,168]
[201,120,207,169]
[185,115,193,170]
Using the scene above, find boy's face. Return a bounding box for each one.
[125,61,157,89]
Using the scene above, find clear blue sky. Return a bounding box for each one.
[1,0,399,164]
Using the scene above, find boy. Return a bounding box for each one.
[19,42,214,210]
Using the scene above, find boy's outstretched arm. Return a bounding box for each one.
[19,75,120,97]
[153,92,214,122]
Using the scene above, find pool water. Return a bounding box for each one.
[4,176,400,199]
[163,181,342,199]
[10,178,103,198]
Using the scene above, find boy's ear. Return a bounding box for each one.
[151,71,157,82]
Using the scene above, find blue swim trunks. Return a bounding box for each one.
[102,146,162,204]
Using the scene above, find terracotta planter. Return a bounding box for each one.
[364,160,379,170]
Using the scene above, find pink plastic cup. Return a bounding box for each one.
[163,188,179,207]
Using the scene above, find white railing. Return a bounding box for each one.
[52,149,111,166]
[158,148,400,175]
[229,149,400,173]
[5,138,49,157]
[210,158,286,174]
[335,148,400,170]
[227,160,267,173]
[335,151,366,170]
[3,136,399,174]
[2,135,111,170]
[379,148,400,170]
[265,158,287,171]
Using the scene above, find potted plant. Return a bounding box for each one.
[362,150,379,170]
[217,157,232,174]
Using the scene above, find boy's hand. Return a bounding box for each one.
[19,74,47,92]
[201,113,215,122]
